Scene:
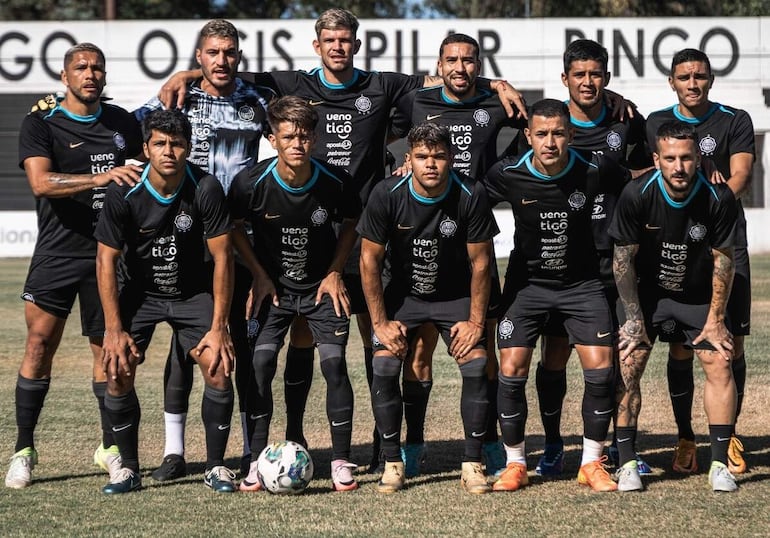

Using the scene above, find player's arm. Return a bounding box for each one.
[604,89,636,121]
[692,246,735,360]
[360,237,407,358]
[24,156,141,198]
[718,152,754,198]
[613,242,650,361]
[159,69,202,109]
[96,242,140,380]
[449,240,491,360]
[194,232,235,377]
[315,217,358,318]
[231,219,278,314]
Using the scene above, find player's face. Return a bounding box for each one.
[654,136,701,199]
[196,35,241,96]
[61,51,106,104]
[669,61,714,111]
[406,142,452,197]
[562,59,608,110]
[437,43,480,99]
[524,114,573,174]
[269,121,316,169]
[144,130,190,178]
[313,28,360,75]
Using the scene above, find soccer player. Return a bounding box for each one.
[95,109,236,494]
[134,19,275,482]
[646,49,754,475]
[228,96,361,492]
[6,43,143,490]
[534,39,653,477]
[159,8,525,471]
[610,120,739,492]
[484,99,628,493]
[359,122,499,494]
[388,33,527,477]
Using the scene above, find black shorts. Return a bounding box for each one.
[22,255,104,337]
[543,285,620,338]
[497,279,614,349]
[371,295,487,353]
[727,246,751,336]
[254,291,351,347]
[120,292,213,356]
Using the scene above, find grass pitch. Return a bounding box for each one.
[0,256,768,537]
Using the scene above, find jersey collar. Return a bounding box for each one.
[673,102,719,124]
[654,169,712,208]
[271,163,320,193]
[524,148,578,180]
[50,104,103,123]
[567,102,606,128]
[316,67,361,90]
[140,164,195,204]
[408,172,452,204]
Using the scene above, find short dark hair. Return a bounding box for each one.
[671,48,712,76]
[141,109,192,144]
[63,43,105,69]
[439,33,480,59]
[267,95,318,134]
[655,120,699,150]
[528,98,570,126]
[198,19,239,50]
[407,122,452,153]
[315,8,359,37]
[563,39,608,74]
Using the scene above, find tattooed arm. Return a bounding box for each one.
[692,246,735,360]
[613,242,650,361]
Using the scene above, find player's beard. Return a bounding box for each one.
[70,86,102,105]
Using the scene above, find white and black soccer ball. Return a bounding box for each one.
[256,440,314,495]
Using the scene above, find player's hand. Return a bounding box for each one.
[102,329,141,380]
[93,164,143,188]
[617,319,650,363]
[448,320,484,360]
[159,71,194,110]
[316,271,350,318]
[392,161,411,177]
[194,328,235,377]
[693,320,733,361]
[246,276,278,318]
[491,80,528,120]
[605,89,636,121]
[373,320,408,359]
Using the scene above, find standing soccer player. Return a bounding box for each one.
[135,19,274,482]
[6,43,142,489]
[646,49,754,475]
[229,96,361,492]
[95,109,236,494]
[359,122,498,494]
[610,120,739,492]
[484,99,627,493]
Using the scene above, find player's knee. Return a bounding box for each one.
[583,366,615,398]
[459,355,487,378]
[204,383,234,406]
[318,345,348,383]
[372,354,402,377]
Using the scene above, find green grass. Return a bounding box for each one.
[0,257,768,537]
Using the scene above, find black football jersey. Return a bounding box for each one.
[229,157,361,293]
[609,169,737,304]
[95,164,230,300]
[357,171,498,301]
[18,104,142,258]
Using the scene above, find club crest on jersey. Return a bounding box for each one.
[568,191,587,210]
[473,109,490,127]
[606,130,622,151]
[498,318,514,339]
[113,132,126,151]
[439,217,457,237]
[355,95,372,115]
[699,134,717,155]
[689,223,707,241]
[174,212,193,232]
[661,319,677,334]
[311,207,328,226]
[238,105,255,122]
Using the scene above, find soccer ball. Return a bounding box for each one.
[256,441,314,494]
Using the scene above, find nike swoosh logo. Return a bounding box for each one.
[593,409,614,415]
[717,437,730,442]
[543,410,560,417]
[645,224,661,230]
[500,413,520,419]
[112,424,132,432]
[616,437,631,443]
[669,391,689,398]
[217,424,230,431]
[383,431,398,439]
[426,114,442,121]
[334,329,348,336]
[265,213,281,219]
[285,380,305,386]
[250,413,269,420]
[139,228,155,234]
[740,321,749,328]
[69,141,85,148]
[597,331,611,338]
[521,199,537,205]
[470,431,485,438]
[309,100,325,106]
[331,420,351,427]
[397,224,414,230]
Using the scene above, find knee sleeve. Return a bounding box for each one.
[582,366,615,442]
[163,339,194,414]
[460,358,489,461]
[498,374,528,446]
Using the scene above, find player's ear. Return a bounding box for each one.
[353,39,361,55]
[560,71,568,88]
[605,71,611,85]
[524,127,532,146]
[708,73,715,89]
[195,48,202,67]
[143,142,150,160]
[668,76,675,92]
[60,69,68,87]
[313,39,321,56]
[237,49,243,67]
[652,151,660,169]
[268,133,277,150]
